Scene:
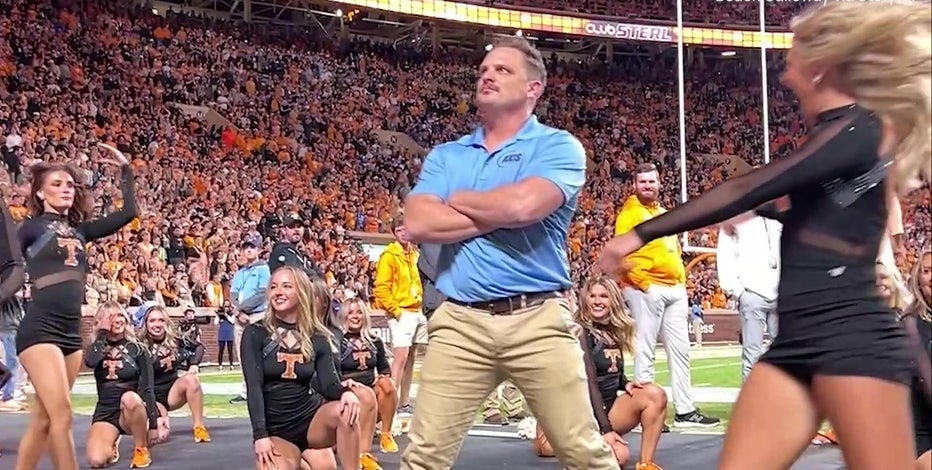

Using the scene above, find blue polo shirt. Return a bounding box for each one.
[408,115,586,302]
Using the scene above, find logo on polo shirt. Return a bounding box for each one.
[499,153,522,167]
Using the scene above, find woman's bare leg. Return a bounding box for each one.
[256,437,301,470]
[15,345,83,470]
[916,450,931,470]
[118,392,150,450]
[607,384,667,463]
[168,373,209,439]
[306,402,360,470]
[717,363,822,470]
[302,449,337,470]
[352,385,378,454]
[85,422,120,468]
[374,376,398,452]
[812,375,915,470]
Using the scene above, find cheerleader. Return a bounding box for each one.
[15,144,137,470]
[600,4,930,468]
[138,305,210,444]
[242,266,361,470]
[83,303,158,468]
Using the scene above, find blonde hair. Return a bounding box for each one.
[335,297,378,347]
[575,275,636,355]
[138,305,179,353]
[908,248,932,320]
[91,301,140,345]
[264,266,331,360]
[875,262,909,311]
[791,2,931,194]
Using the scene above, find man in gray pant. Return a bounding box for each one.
[717,214,782,383]
[614,163,719,428]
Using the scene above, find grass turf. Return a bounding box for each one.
[63,356,742,431]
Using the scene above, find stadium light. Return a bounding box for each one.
[720,51,736,57]
[515,30,523,37]
[485,44,493,51]
[335,8,343,16]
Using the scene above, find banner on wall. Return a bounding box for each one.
[332,0,794,49]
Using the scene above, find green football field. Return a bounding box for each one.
[158,355,744,388]
[640,356,743,389]
[65,354,743,431]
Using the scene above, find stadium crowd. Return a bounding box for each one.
[0,0,928,313]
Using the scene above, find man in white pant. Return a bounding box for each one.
[614,163,719,428]
[717,214,782,384]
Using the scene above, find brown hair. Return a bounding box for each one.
[634,163,658,176]
[390,211,405,232]
[28,162,93,225]
[491,36,548,89]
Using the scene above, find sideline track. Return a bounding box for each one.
[0,415,845,469]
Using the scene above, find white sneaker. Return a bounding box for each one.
[0,400,25,412]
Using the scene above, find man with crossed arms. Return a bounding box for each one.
[402,37,621,470]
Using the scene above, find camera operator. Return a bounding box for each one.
[215,301,235,370]
[268,213,319,278]
[178,307,204,345]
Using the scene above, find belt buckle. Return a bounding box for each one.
[495,295,528,315]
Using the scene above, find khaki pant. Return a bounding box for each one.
[400,298,619,470]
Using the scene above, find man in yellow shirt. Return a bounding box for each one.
[614,163,719,428]
[373,213,426,417]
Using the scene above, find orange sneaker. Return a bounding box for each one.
[379,432,399,453]
[636,463,664,470]
[110,436,121,465]
[360,452,382,470]
[193,426,211,443]
[130,447,151,468]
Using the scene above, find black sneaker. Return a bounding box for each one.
[661,423,671,433]
[673,409,720,428]
[229,396,247,404]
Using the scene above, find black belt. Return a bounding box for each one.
[447,291,562,315]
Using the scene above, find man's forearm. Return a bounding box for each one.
[406,198,495,244]
[891,233,904,254]
[448,187,525,228]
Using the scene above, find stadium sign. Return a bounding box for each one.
[332,0,794,49]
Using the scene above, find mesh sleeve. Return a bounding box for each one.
[635,112,873,243]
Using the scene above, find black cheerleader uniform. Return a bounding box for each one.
[899,308,932,456]
[241,321,348,451]
[85,332,159,434]
[337,331,391,387]
[576,326,628,435]
[149,336,205,408]
[632,104,911,386]
[16,165,137,355]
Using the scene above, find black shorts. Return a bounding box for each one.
[269,420,313,452]
[916,431,931,457]
[92,407,128,435]
[15,315,82,356]
[760,301,913,387]
[154,380,175,410]
[267,401,323,452]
